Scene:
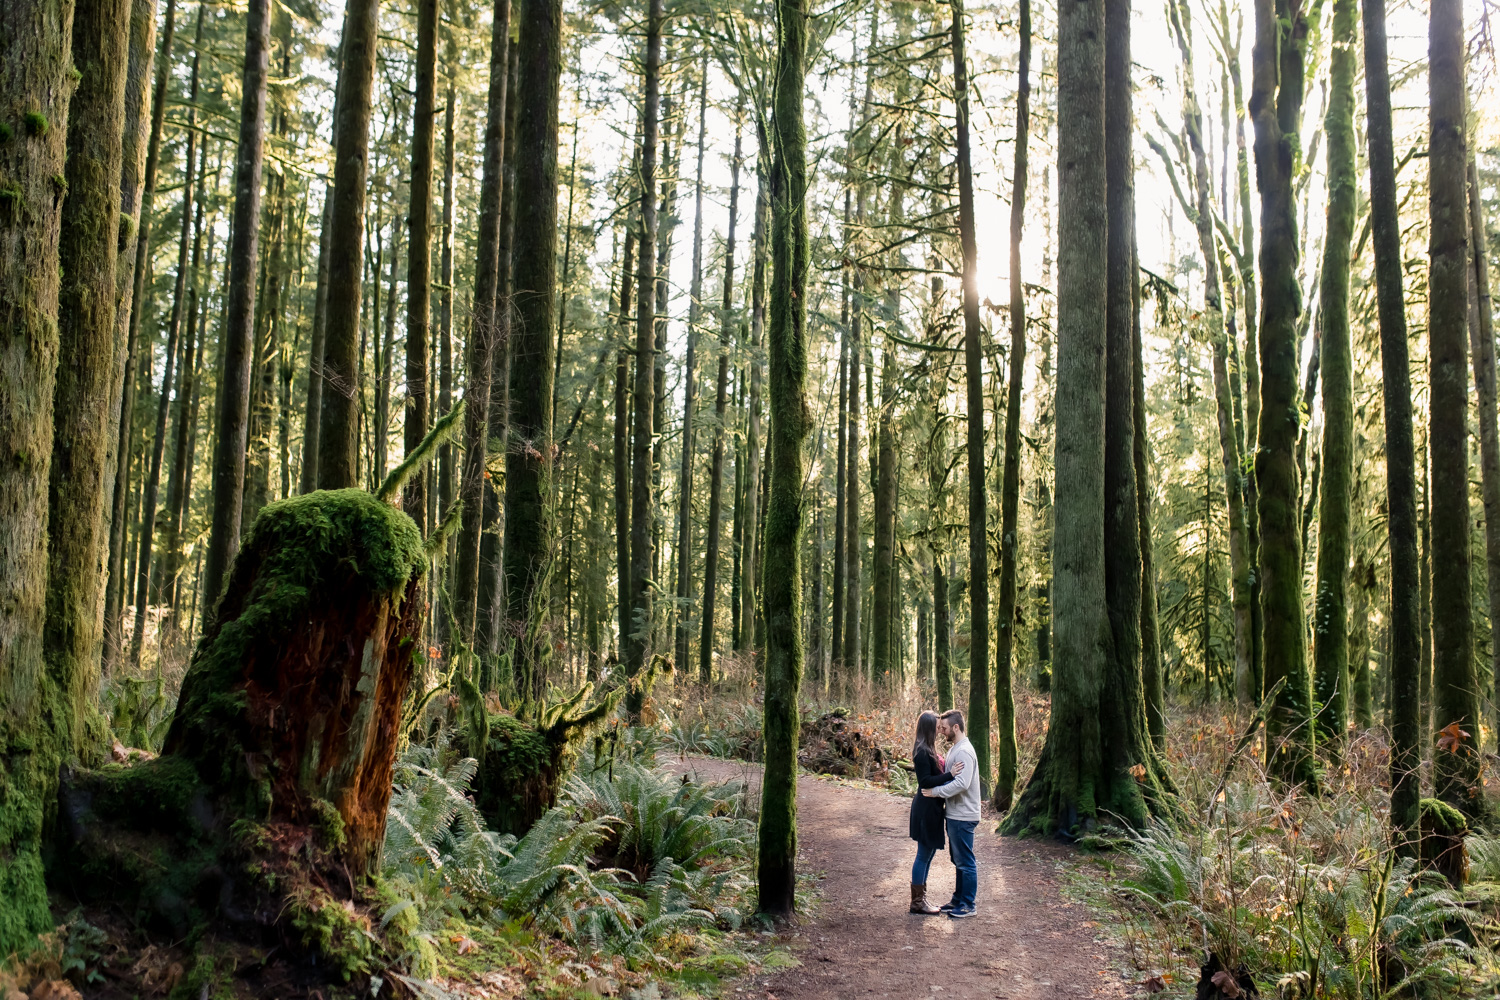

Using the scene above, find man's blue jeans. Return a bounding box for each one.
[946,819,978,908]
[912,842,939,884]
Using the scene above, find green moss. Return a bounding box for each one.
[0,122,12,141]
[287,886,374,981]
[168,489,423,797]
[311,798,346,852]
[475,714,554,836]
[373,879,436,978]
[1421,797,1468,837]
[23,111,48,136]
[168,953,231,1000]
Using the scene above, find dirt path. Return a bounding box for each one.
[669,757,1134,1000]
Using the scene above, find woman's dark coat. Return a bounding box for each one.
[909,743,954,849]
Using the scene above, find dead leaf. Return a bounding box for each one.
[1438,722,1472,753]
[30,981,82,1000]
[1210,970,1242,998]
[1139,976,1166,994]
[450,934,480,955]
[1129,763,1147,781]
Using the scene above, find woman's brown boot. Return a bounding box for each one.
[910,883,941,915]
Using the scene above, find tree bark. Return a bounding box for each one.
[1470,156,1500,747]
[843,200,862,684]
[1427,0,1478,809]
[615,220,635,663]
[165,491,425,875]
[675,63,708,676]
[701,119,742,684]
[0,0,74,952]
[1134,241,1164,747]
[1250,0,1315,784]
[872,346,896,686]
[758,0,809,916]
[1311,0,1357,744]
[739,161,768,654]
[625,0,662,716]
[202,0,271,617]
[129,11,202,668]
[437,74,456,520]
[159,168,208,622]
[47,0,131,756]
[475,39,521,663]
[451,0,509,642]
[1004,0,1167,836]
[952,0,990,795]
[403,0,437,533]
[991,0,1029,810]
[502,0,563,698]
[317,0,381,489]
[105,0,173,672]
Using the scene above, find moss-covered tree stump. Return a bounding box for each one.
[1419,796,1469,888]
[473,689,621,837]
[57,490,425,943]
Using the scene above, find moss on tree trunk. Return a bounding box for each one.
[758,0,809,917]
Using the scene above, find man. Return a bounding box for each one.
[921,709,979,918]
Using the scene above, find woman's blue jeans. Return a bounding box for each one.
[911,842,939,884]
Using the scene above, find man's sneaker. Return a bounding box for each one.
[938,900,959,913]
[947,905,976,919]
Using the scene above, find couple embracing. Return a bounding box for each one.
[907,709,979,919]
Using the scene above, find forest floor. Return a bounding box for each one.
[667,756,1138,1000]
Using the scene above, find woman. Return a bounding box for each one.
[908,710,963,914]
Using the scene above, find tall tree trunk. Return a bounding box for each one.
[502,0,563,698]
[47,0,129,759]
[758,0,809,917]
[1311,0,1356,744]
[452,0,509,642]
[160,167,209,623]
[872,346,896,686]
[300,17,348,497]
[1004,0,1166,836]
[701,118,742,683]
[129,16,203,668]
[0,0,73,949]
[1427,0,1477,809]
[952,0,990,795]
[202,0,269,613]
[437,75,456,519]
[674,62,708,676]
[935,560,951,707]
[830,214,848,680]
[1101,0,1165,808]
[739,162,767,654]
[317,0,381,489]
[991,0,1028,810]
[475,39,521,663]
[1135,239,1165,747]
[843,200,862,684]
[615,220,635,662]
[403,0,436,532]
[625,0,663,716]
[1470,156,1500,747]
[1250,0,1315,784]
[105,0,174,672]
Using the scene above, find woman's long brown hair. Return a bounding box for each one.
[913,710,939,761]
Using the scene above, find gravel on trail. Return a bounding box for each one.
[667,756,1138,1000]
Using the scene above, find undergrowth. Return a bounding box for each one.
[377,727,761,996]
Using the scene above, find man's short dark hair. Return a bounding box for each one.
[940,709,965,732]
